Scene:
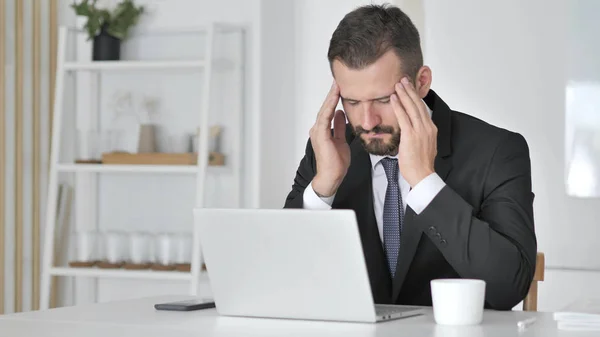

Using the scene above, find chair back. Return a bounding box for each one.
[523,252,545,311]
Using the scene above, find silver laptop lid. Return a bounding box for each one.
[194,208,377,322]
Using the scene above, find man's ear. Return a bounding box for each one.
[415,66,432,98]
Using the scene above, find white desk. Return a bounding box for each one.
[0,295,594,337]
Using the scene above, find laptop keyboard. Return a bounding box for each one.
[375,304,418,316]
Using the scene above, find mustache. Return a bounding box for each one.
[354,125,396,135]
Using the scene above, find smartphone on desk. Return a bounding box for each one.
[154,299,216,311]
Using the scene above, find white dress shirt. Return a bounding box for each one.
[302,104,446,243]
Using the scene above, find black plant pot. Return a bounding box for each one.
[93,28,121,61]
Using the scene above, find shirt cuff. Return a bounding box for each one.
[303,181,335,209]
[406,173,446,214]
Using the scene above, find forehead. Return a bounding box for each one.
[332,50,403,101]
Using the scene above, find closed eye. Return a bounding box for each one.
[376,98,390,104]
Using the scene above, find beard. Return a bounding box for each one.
[353,124,400,156]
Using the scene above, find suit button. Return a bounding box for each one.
[440,239,447,246]
[435,233,442,240]
[428,226,436,235]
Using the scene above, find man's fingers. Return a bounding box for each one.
[401,77,431,126]
[395,81,423,130]
[316,81,340,125]
[333,110,347,140]
[391,93,412,135]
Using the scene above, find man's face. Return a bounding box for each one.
[332,50,406,156]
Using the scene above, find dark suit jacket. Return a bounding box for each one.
[283,89,537,310]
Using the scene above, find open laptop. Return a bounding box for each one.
[193,208,424,323]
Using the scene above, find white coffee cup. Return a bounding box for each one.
[431,279,486,325]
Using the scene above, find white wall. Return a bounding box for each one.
[422,0,599,312]
[564,1,600,198]
[258,0,296,208]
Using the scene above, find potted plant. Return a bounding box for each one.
[71,0,145,61]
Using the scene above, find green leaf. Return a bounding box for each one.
[70,0,144,41]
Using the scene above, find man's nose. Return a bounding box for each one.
[362,104,381,131]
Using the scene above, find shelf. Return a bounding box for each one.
[57,164,198,174]
[56,164,230,174]
[63,60,206,71]
[49,267,206,281]
[67,24,244,35]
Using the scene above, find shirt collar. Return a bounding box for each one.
[369,101,433,170]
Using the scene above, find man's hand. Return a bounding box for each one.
[309,81,351,197]
[390,77,438,187]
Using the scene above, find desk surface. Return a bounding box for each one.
[0,295,595,337]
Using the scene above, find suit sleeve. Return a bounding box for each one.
[414,132,537,310]
[283,138,317,208]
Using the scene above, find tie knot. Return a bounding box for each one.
[380,157,399,182]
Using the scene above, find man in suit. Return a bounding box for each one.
[284,4,536,310]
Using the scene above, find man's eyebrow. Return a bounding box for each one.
[340,96,358,102]
[371,94,393,101]
[340,92,395,102]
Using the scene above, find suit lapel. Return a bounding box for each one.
[391,89,454,301]
[429,89,453,182]
[336,140,379,246]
